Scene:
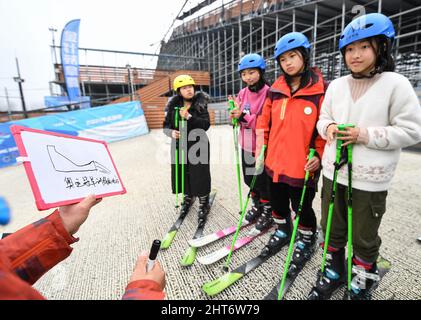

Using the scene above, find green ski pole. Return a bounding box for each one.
[181,109,187,202]
[321,124,354,273]
[228,99,239,127]
[223,144,267,272]
[228,99,243,213]
[175,107,180,208]
[277,148,316,300]
[343,125,355,295]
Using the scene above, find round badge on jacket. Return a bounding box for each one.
[304,106,313,115]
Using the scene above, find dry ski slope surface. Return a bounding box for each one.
[1,125,420,300]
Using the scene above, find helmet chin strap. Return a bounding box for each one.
[351,65,379,79]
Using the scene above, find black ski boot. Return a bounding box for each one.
[288,228,318,277]
[308,247,346,300]
[255,203,274,231]
[348,262,381,300]
[261,216,292,256]
[179,195,195,218]
[197,195,210,224]
[245,194,262,223]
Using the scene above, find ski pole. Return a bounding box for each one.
[229,100,243,212]
[277,148,316,300]
[181,109,186,202]
[228,99,239,127]
[321,124,354,273]
[342,125,355,295]
[175,107,180,208]
[223,144,267,272]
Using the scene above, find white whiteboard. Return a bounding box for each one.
[12,126,126,210]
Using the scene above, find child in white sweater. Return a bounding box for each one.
[309,13,421,300]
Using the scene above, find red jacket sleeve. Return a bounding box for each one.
[315,95,326,160]
[0,259,46,300]
[0,210,77,285]
[122,280,165,300]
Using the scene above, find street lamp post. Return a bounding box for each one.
[126,64,135,101]
[49,27,58,65]
[14,58,28,119]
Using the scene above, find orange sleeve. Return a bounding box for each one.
[0,260,46,300]
[0,210,77,285]
[122,280,165,300]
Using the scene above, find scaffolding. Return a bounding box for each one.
[159,0,421,101]
[50,46,206,107]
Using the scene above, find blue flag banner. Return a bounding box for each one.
[0,101,149,169]
[60,19,82,105]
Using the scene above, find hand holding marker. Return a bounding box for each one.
[146,240,161,272]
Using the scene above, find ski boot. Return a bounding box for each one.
[308,247,346,300]
[244,194,262,223]
[255,203,274,232]
[347,260,381,300]
[288,228,318,277]
[179,195,195,218]
[261,215,292,257]
[197,195,210,225]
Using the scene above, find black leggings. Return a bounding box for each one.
[241,149,270,201]
[270,182,317,231]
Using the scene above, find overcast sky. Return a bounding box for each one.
[0,0,224,111]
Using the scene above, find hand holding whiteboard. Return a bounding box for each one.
[11,125,126,210]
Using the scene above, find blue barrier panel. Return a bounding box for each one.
[0,124,20,168]
[44,96,91,110]
[0,101,149,169]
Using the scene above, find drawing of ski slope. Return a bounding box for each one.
[47,145,111,174]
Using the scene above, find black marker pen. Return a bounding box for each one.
[146,240,161,272]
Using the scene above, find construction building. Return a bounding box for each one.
[41,0,421,130]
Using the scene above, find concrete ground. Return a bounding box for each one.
[1,125,420,300]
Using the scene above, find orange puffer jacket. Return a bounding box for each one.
[0,211,164,300]
[256,68,327,187]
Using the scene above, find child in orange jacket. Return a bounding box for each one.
[256,32,327,262]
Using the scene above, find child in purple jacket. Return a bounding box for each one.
[229,53,272,231]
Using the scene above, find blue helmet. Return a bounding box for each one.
[339,13,395,51]
[0,196,10,226]
[274,32,311,60]
[238,53,266,72]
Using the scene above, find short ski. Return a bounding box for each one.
[180,191,217,266]
[188,220,254,248]
[264,230,321,300]
[264,243,318,300]
[161,198,196,250]
[202,243,286,297]
[198,227,273,265]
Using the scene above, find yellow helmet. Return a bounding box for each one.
[173,75,196,91]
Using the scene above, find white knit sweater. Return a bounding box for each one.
[317,72,421,192]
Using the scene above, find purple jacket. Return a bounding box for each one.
[235,85,270,153]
